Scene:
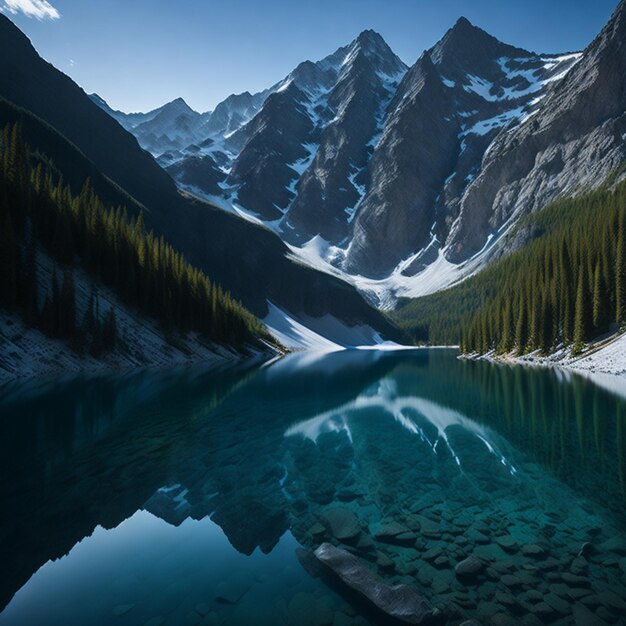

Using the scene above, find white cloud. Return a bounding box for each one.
[69,58,75,67]
[3,0,60,20]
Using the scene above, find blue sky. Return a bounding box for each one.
[2,0,619,113]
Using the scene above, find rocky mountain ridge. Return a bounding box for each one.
[95,3,626,308]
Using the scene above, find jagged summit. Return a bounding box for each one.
[93,10,613,304]
[430,14,532,76]
[355,28,387,49]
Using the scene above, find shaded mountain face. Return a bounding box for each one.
[152,30,408,236]
[112,17,599,296]
[0,13,402,340]
[444,0,626,263]
[89,94,208,154]
[89,90,268,157]
[87,5,626,305]
[344,17,582,276]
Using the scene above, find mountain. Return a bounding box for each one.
[344,18,582,277]
[445,0,626,263]
[90,88,271,158]
[121,18,592,306]
[89,94,208,155]
[0,13,403,352]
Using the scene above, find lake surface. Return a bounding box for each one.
[1,349,625,626]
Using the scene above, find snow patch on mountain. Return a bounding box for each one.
[263,301,404,351]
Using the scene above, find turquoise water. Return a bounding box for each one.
[0,349,625,625]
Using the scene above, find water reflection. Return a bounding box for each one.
[1,350,625,625]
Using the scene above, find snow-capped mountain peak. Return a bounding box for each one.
[99,15,610,309]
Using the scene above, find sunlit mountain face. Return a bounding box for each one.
[1,350,625,625]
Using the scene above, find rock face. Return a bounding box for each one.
[102,5,626,298]
[344,16,582,276]
[90,95,210,155]
[286,31,407,244]
[344,52,457,276]
[314,543,442,624]
[445,0,626,263]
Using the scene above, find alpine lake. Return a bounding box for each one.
[1,349,625,626]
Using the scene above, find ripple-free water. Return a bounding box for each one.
[1,350,625,625]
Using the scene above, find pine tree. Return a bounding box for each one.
[515,293,528,355]
[0,212,18,308]
[102,306,117,351]
[592,260,603,330]
[60,269,76,336]
[572,268,587,355]
[617,209,625,325]
[20,234,38,321]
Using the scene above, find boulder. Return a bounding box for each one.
[495,536,518,553]
[314,543,442,624]
[522,544,547,557]
[455,555,485,580]
[577,542,594,558]
[598,536,626,555]
[375,521,410,540]
[321,507,362,542]
[572,603,610,626]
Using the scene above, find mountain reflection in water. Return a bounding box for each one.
[1,349,625,625]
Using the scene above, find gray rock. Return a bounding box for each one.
[522,544,547,557]
[423,546,444,562]
[455,555,485,579]
[561,572,589,586]
[572,603,610,626]
[532,602,556,619]
[314,543,442,624]
[375,521,410,539]
[376,551,395,571]
[309,522,326,536]
[490,613,518,626]
[543,592,570,615]
[598,536,626,555]
[446,1,626,264]
[500,574,522,588]
[321,507,362,542]
[577,542,594,558]
[495,536,518,553]
[597,590,626,611]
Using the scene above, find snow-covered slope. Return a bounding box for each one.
[166,21,582,308]
[0,253,260,382]
[99,13,624,310]
[263,302,403,351]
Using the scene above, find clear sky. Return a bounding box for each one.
[1,0,619,113]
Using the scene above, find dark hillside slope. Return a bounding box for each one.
[0,15,400,339]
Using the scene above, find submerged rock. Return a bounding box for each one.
[495,536,518,553]
[376,551,395,571]
[598,536,626,555]
[375,521,410,540]
[577,542,594,558]
[572,603,610,626]
[522,544,547,557]
[321,507,362,543]
[455,555,484,580]
[314,543,442,624]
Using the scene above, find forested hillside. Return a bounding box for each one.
[0,122,273,356]
[395,174,626,355]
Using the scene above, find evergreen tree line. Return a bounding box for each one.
[0,122,272,354]
[395,174,626,354]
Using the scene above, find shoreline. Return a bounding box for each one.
[459,331,626,394]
